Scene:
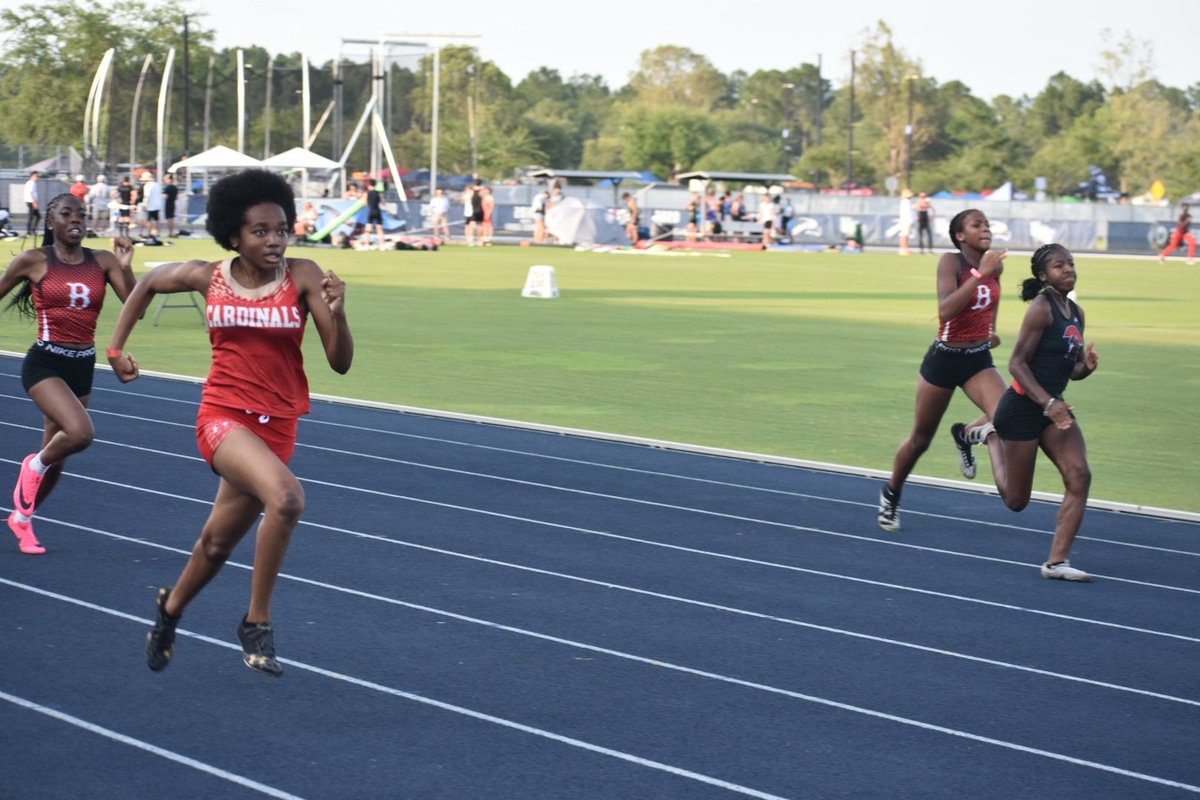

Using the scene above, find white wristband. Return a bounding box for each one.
[1043,397,1058,416]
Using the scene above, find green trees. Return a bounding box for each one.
[2,5,1198,197]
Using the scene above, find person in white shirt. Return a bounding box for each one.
[757,194,776,246]
[23,172,40,236]
[88,176,111,234]
[140,173,164,240]
[429,188,451,240]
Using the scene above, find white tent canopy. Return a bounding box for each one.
[261,147,340,171]
[168,145,264,173]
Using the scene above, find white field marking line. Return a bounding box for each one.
[0,580,795,800]
[4,440,1198,603]
[291,445,1200,596]
[7,456,1200,635]
[4,392,1197,557]
[4,578,1199,797]
[0,689,309,800]
[6,360,1200,523]
[25,512,1200,711]
[4,431,1195,594]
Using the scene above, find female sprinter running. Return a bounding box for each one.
[106,169,354,676]
[964,244,1099,580]
[0,193,134,554]
[878,208,1008,531]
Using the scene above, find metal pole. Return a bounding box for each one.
[302,53,312,149]
[237,50,246,153]
[264,55,275,158]
[130,54,153,173]
[156,48,176,179]
[431,45,440,195]
[782,82,794,171]
[182,14,191,155]
[905,76,915,189]
[203,56,214,151]
[846,50,855,189]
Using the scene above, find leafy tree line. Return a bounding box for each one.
[3,5,1198,199]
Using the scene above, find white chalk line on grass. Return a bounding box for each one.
[4,450,1199,640]
[3,575,1198,797]
[0,689,308,800]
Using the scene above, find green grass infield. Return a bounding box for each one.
[3,238,1196,513]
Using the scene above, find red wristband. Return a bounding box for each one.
[970,267,984,280]
[106,348,123,358]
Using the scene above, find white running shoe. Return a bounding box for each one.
[1040,560,1092,581]
[877,487,901,532]
[950,423,977,479]
[966,421,995,447]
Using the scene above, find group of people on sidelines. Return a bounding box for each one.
[30,170,181,243]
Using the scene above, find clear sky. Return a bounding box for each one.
[164,0,1197,100]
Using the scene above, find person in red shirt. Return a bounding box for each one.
[0,194,135,554]
[1157,203,1195,264]
[69,175,90,204]
[878,209,1008,532]
[107,169,354,677]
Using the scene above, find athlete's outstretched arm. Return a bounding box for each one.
[292,258,353,374]
[107,260,214,382]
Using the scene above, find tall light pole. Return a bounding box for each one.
[781,82,795,171]
[846,50,855,190]
[905,74,917,189]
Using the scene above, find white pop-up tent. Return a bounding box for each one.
[261,147,341,198]
[167,144,264,174]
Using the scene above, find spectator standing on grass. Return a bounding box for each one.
[0,193,135,554]
[1158,203,1195,265]
[779,195,794,243]
[430,188,451,240]
[757,194,776,246]
[878,208,1008,533]
[622,192,640,244]
[531,189,549,244]
[88,175,110,234]
[480,186,495,245]
[461,184,477,245]
[365,180,386,250]
[106,169,353,677]
[23,172,40,236]
[163,174,179,237]
[69,175,90,204]
[915,192,934,254]
[956,244,1099,581]
[141,173,164,242]
[897,188,914,255]
[114,176,135,238]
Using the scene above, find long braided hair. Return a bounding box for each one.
[6,192,75,319]
[1021,243,1066,302]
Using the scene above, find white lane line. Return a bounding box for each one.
[5,458,1199,640]
[0,690,309,800]
[18,514,1200,711]
[2,434,1196,596]
[3,578,1198,797]
[2,400,1200,556]
[0,580,795,800]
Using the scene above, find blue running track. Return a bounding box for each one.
[2,354,1198,799]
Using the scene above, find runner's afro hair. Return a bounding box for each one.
[205,169,297,251]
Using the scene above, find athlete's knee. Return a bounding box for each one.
[198,531,235,564]
[1003,493,1030,512]
[1062,463,1092,495]
[63,420,95,453]
[265,482,305,524]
